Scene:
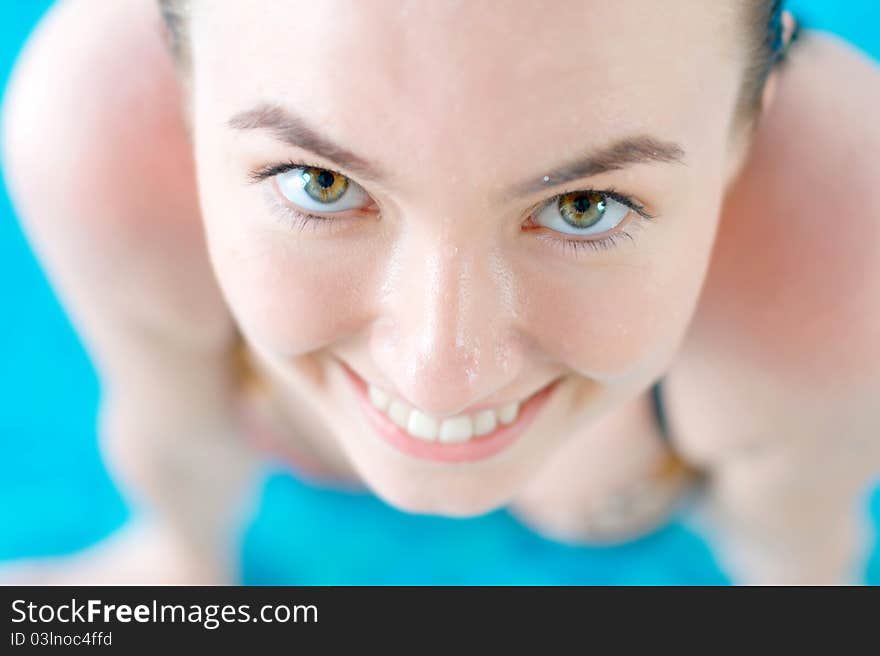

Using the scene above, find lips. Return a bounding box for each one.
[339,361,559,463]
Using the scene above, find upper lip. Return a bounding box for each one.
[339,358,559,417]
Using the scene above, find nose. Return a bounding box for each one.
[370,228,522,417]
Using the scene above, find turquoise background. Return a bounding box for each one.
[1,1,878,584]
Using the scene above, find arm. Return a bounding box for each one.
[666,30,880,583]
[2,0,259,582]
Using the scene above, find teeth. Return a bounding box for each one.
[439,416,473,443]
[497,402,520,425]
[407,409,439,441]
[368,384,390,411]
[366,382,525,443]
[387,399,411,429]
[473,410,497,436]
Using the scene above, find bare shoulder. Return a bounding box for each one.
[664,31,880,464]
[2,0,232,361]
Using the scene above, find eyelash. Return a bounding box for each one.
[248,160,657,254]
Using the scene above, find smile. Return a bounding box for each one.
[340,362,560,463]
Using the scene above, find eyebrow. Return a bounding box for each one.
[229,102,686,201]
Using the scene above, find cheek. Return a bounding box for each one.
[230,240,376,354]
[521,218,720,379]
[521,263,675,377]
[204,218,380,355]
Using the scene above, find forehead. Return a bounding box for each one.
[190,1,745,198]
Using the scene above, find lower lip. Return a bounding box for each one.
[340,363,559,463]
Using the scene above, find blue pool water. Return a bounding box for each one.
[1,1,878,584]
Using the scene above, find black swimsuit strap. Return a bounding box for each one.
[649,379,671,445]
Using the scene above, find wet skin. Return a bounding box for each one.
[2,0,879,583]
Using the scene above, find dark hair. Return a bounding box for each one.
[738,0,797,127]
[157,0,795,129]
[157,0,190,71]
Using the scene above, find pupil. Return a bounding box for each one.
[317,170,335,188]
[573,196,591,213]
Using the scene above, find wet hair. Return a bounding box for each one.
[157,0,190,71]
[157,0,795,130]
[738,0,798,127]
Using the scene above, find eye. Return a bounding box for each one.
[533,191,632,237]
[275,166,371,213]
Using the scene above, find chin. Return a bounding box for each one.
[371,484,514,518]
[348,455,528,518]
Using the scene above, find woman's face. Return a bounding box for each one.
[189,0,751,515]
